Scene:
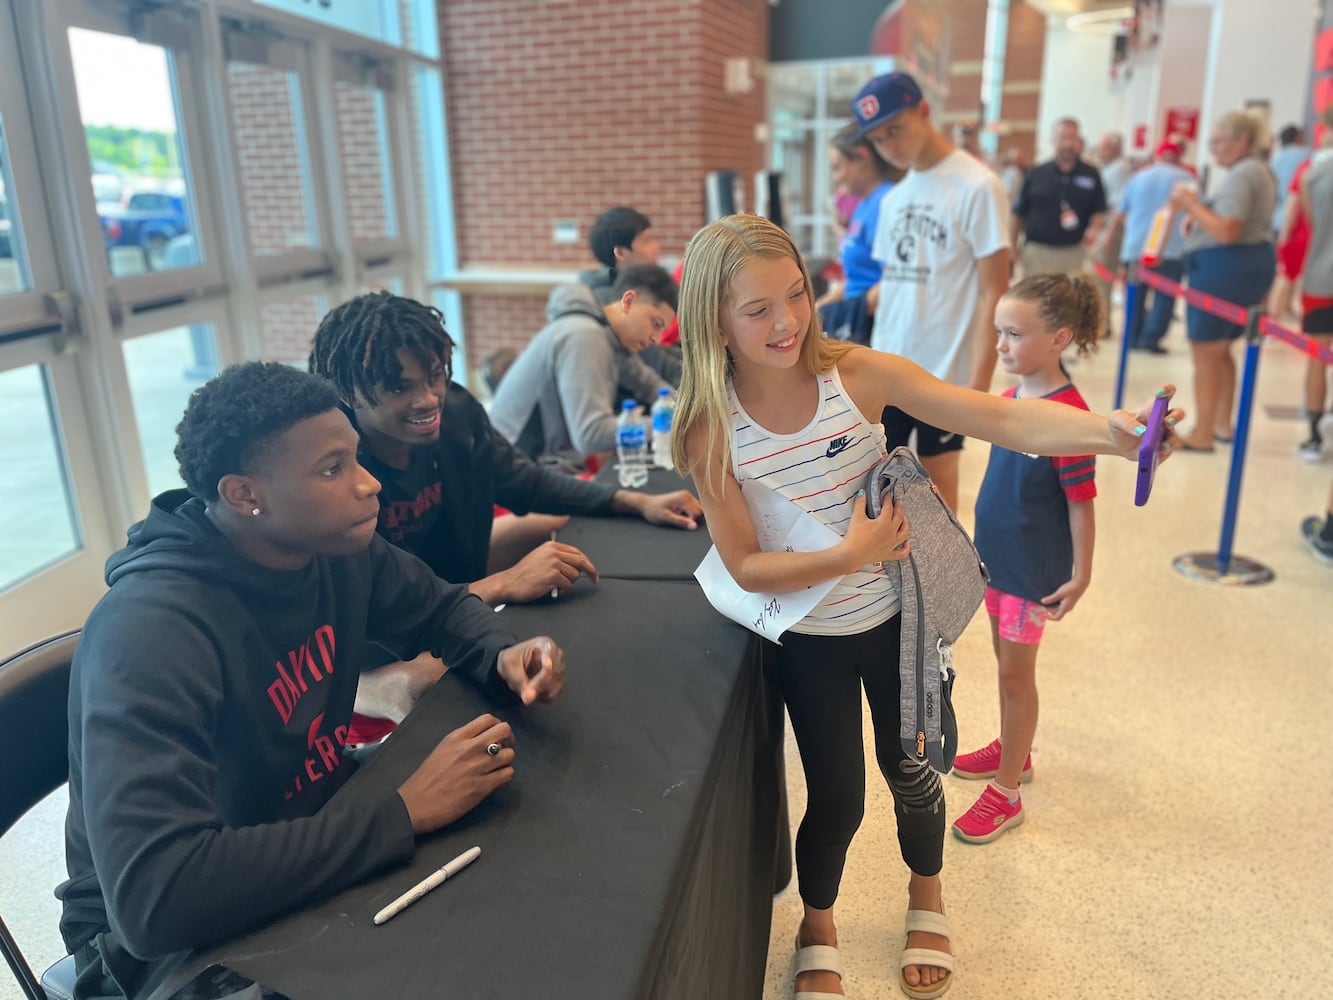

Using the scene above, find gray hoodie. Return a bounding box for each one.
[489,282,669,463]
[580,267,682,389]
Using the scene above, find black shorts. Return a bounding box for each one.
[881,406,965,456]
[1302,296,1333,336]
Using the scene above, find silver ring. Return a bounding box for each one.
[486,742,502,757]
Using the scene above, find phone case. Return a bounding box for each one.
[1134,396,1170,507]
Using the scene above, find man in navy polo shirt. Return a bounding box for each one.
[1013,118,1107,279]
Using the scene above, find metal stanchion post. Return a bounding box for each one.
[1173,310,1275,585]
[1113,263,1138,411]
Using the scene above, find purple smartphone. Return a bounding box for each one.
[1134,396,1170,507]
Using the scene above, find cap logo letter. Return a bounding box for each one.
[856,94,880,121]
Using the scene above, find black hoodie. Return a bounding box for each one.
[56,491,516,979]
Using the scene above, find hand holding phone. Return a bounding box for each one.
[1134,396,1170,506]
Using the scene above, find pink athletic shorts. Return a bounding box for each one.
[984,586,1048,645]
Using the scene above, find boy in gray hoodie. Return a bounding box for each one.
[490,265,677,466]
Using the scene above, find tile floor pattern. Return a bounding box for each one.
[3,315,1332,1000]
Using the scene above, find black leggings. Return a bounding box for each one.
[772,615,946,910]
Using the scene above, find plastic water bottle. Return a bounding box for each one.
[651,387,675,469]
[615,400,649,488]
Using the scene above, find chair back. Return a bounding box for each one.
[0,631,79,1000]
[0,631,78,836]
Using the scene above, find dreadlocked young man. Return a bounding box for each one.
[309,292,702,735]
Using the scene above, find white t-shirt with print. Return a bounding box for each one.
[870,150,1011,387]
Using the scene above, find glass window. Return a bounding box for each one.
[334,81,397,242]
[68,28,202,276]
[358,276,404,297]
[259,293,327,365]
[0,365,80,590]
[254,0,402,49]
[408,65,451,282]
[121,325,221,497]
[227,62,320,257]
[0,115,32,296]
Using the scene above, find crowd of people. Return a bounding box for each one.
[53,63,1327,1000]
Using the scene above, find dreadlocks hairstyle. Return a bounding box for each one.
[175,362,342,501]
[308,291,455,407]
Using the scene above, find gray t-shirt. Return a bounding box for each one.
[1302,154,1333,296]
[1184,156,1277,253]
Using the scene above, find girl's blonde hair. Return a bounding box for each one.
[1003,272,1104,358]
[671,214,855,492]
[1217,109,1269,155]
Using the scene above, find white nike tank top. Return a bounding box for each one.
[727,366,900,636]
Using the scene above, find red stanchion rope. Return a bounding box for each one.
[1258,315,1333,367]
[1089,257,1119,285]
[1088,259,1332,366]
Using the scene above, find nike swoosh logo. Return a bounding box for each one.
[825,436,853,459]
[938,432,956,444]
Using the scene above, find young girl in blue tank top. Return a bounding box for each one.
[670,215,1181,1000]
[951,274,1109,846]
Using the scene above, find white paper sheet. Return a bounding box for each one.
[693,481,844,642]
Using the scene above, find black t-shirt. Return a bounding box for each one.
[354,385,617,587]
[1014,159,1107,246]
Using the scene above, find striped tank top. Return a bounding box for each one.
[728,366,901,636]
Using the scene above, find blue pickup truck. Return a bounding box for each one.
[98,191,190,269]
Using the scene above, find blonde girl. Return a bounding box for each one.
[672,215,1179,1000]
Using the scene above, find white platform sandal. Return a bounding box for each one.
[793,932,845,1000]
[899,908,954,999]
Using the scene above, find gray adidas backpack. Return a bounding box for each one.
[865,447,989,774]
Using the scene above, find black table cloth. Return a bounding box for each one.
[555,466,712,581]
[178,577,787,1000]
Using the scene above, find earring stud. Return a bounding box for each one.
[250,507,261,517]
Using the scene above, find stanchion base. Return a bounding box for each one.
[1173,552,1275,586]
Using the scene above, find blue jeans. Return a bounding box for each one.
[1128,259,1184,348]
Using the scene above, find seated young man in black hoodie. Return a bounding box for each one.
[308,292,701,737]
[57,362,567,1000]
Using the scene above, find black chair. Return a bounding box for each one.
[0,631,81,1000]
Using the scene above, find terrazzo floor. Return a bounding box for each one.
[760,313,1333,999]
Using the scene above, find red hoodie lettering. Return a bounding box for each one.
[382,483,442,530]
[266,624,337,724]
[283,714,352,800]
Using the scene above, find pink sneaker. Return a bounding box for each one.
[953,784,1024,844]
[951,738,1032,783]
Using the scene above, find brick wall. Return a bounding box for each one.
[229,64,390,360]
[259,294,326,365]
[439,0,769,373]
[940,0,1044,165]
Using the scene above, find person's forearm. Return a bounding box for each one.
[1084,212,1105,244]
[609,489,647,516]
[1277,197,1300,246]
[467,573,509,606]
[1068,499,1095,585]
[967,275,1006,391]
[728,543,865,594]
[1184,202,1241,245]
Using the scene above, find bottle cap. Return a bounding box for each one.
[658,387,671,397]
[622,400,636,410]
